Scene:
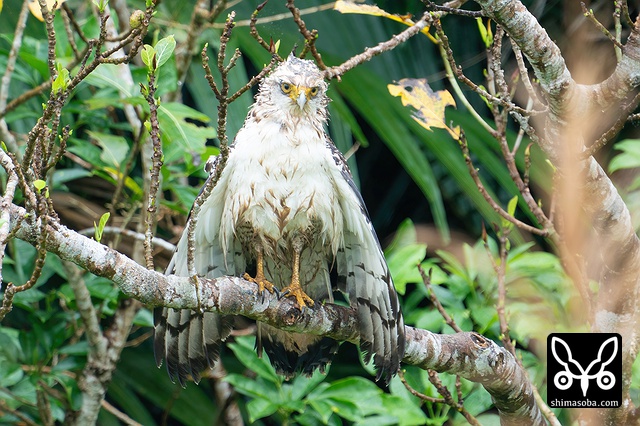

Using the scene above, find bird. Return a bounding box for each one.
[153,54,405,386]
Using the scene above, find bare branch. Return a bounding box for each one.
[6,199,543,424]
[323,12,432,80]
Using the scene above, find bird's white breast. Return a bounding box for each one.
[209,119,347,258]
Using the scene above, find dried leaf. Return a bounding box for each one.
[28,0,65,21]
[334,0,436,43]
[388,78,460,140]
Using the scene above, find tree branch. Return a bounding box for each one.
[7,201,543,424]
[472,1,640,422]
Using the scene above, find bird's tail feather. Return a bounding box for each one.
[257,323,339,378]
[154,307,233,387]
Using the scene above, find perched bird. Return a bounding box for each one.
[154,54,405,385]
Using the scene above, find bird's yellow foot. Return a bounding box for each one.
[280,283,315,308]
[243,272,276,294]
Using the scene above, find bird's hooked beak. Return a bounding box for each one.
[289,86,314,109]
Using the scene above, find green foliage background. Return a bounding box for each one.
[2,0,634,424]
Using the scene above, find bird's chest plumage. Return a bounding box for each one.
[218,120,344,258]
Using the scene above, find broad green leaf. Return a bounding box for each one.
[246,398,279,423]
[0,362,24,387]
[385,244,427,295]
[141,44,155,71]
[380,395,428,425]
[225,374,275,400]
[51,168,92,185]
[52,65,69,94]
[57,341,89,356]
[308,399,335,424]
[158,103,216,164]
[133,308,153,327]
[609,139,640,173]
[227,337,281,384]
[87,131,130,167]
[309,377,380,401]
[289,369,328,400]
[83,64,135,97]
[155,35,176,69]
[103,167,143,196]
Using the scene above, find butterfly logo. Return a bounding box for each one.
[551,335,618,397]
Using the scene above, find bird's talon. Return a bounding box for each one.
[243,272,276,294]
[280,285,314,308]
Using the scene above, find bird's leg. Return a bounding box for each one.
[280,245,315,308]
[243,247,275,294]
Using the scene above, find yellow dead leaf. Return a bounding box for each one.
[388,78,460,140]
[0,0,3,15]
[28,0,65,22]
[334,0,437,43]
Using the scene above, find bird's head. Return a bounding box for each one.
[261,54,329,117]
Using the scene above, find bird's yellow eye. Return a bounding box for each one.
[309,86,319,97]
[281,82,292,93]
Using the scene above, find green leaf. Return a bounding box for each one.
[133,308,154,327]
[158,102,216,164]
[51,168,92,185]
[289,369,328,400]
[82,64,135,97]
[246,398,279,423]
[225,374,275,400]
[476,18,493,48]
[58,341,89,356]
[507,195,518,217]
[501,195,518,229]
[141,44,155,71]
[33,179,46,191]
[309,377,381,402]
[385,243,427,295]
[94,212,110,242]
[609,139,640,173]
[87,131,130,167]
[52,64,70,94]
[155,35,176,69]
[227,337,281,384]
[380,395,428,425]
[0,362,24,387]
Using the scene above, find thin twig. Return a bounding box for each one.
[580,2,624,51]
[424,0,484,18]
[77,226,176,253]
[458,131,550,236]
[250,1,279,56]
[434,19,537,118]
[584,91,640,158]
[427,370,481,426]
[510,40,543,109]
[418,264,462,333]
[324,12,432,80]
[101,400,143,426]
[482,225,516,355]
[141,70,163,270]
[398,369,446,403]
[287,0,325,67]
